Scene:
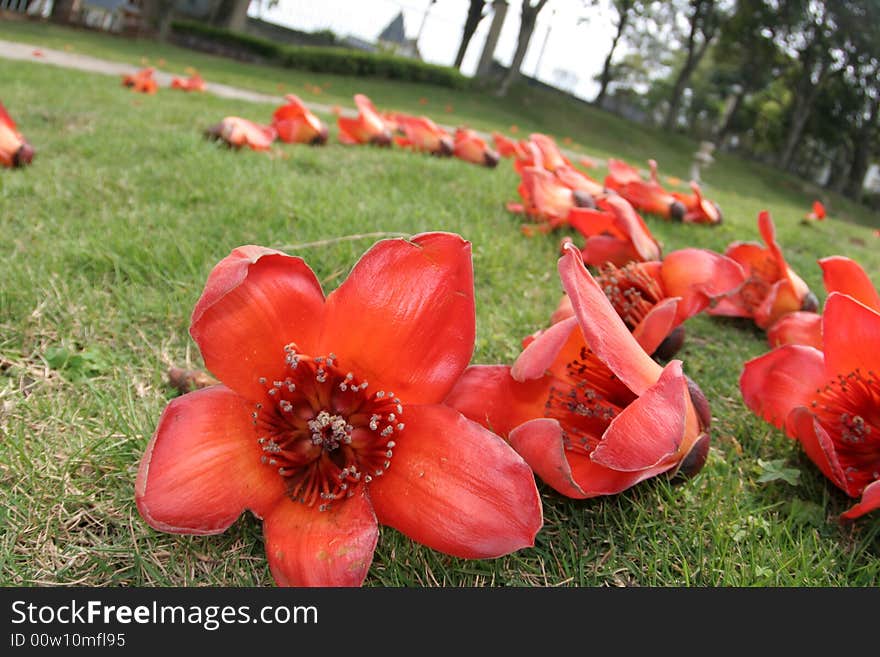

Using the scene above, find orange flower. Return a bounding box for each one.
[766,255,880,350]
[385,112,453,156]
[336,94,392,146]
[514,133,570,173]
[204,117,277,151]
[452,127,499,168]
[492,132,526,159]
[272,94,329,145]
[708,211,817,329]
[671,181,723,225]
[605,159,686,221]
[0,102,35,168]
[806,200,827,221]
[122,67,158,94]
[508,167,594,232]
[136,234,543,586]
[567,194,662,266]
[741,291,880,520]
[170,72,207,92]
[447,244,711,499]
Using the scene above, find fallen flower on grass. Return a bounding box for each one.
[709,210,817,329]
[508,166,596,232]
[0,101,35,168]
[452,127,499,168]
[567,194,662,265]
[537,247,744,360]
[605,158,686,221]
[122,67,158,94]
[446,243,712,499]
[385,112,453,156]
[805,200,827,221]
[766,255,880,350]
[492,131,526,159]
[204,117,276,151]
[170,72,207,92]
[136,233,542,586]
[272,94,328,145]
[671,180,723,225]
[741,291,880,520]
[336,94,392,146]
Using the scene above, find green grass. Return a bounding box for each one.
[1,21,878,587]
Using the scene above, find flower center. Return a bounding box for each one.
[595,263,664,330]
[545,344,637,456]
[811,369,880,492]
[252,344,404,511]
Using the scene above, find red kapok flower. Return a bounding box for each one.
[740,292,880,520]
[605,161,686,221]
[136,233,543,586]
[453,127,499,168]
[567,194,662,266]
[385,112,453,156]
[671,181,723,225]
[806,200,827,221]
[513,133,570,173]
[122,67,158,94]
[509,167,594,232]
[336,94,392,146]
[766,255,880,350]
[170,72,207,92]
[0,101,34,168]
[272,94,329,145]
[446,244,711,499]
[204,117,277,151]
[708,210,817,329]
[492,132,526,159]
[536,248,745,360]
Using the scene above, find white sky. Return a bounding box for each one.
[254,0,621,101]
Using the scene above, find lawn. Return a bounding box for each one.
[0,20,878,587]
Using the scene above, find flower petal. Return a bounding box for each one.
[558,244,663,395]
[136,385,284,534]
[766,311,822,349]
[263,489,378,587]
[819,256,880,312]
[511,316,579,382]
[508,418,587,498]
[822,292,880,379]
[660,249,746,325]
[631,297,680,356]
[444,365,549,438]
[786,406,850,495]
[591,360,687,472]
[841,480,880,520]
[190,246,326,402]
[368,404,543,559]
[600,195,662,262]
[739,345,825,429]
[319,233,475,405]
[579,235,640,268]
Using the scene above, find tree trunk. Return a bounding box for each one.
[714,85,745,144]
[778,64,830,171]
[825,144,852,194]
[594,4,630,107]
[496,0,549,97]
[212,0,251,31]
[454,1,487,69]
[844,97,880,199]
[662,0,717,131]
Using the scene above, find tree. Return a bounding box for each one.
[593,0,643,107]
[141,0,177,40]
[662,0,724,131]
[496,0,551,97]
[211,0,252,32]
[454,0,488,70]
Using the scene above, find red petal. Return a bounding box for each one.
[263,489,378,587]
[368,404,543,559]
[606,158,642,185]
[319,233,474,405]
[580,236,640,268]
[508,418,587,498]
[841,480,880,520]
[444,365,549,438]
[190,246,325,402]
[558,244,663,395]
[591,361,687,471]
[723,242,771,277]
[786,407,850,495]
[632,297,679,355]
[660,249,746,324]
[511,316,579,381]
[136,386,284,534]
[766,311,822,349]
[819,256,880,312]
[739,345,825,429]
[754,278,803,329]
[822,292,880,378]
[601,195,662,262]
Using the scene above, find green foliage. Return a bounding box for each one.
[170,20,469,89]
